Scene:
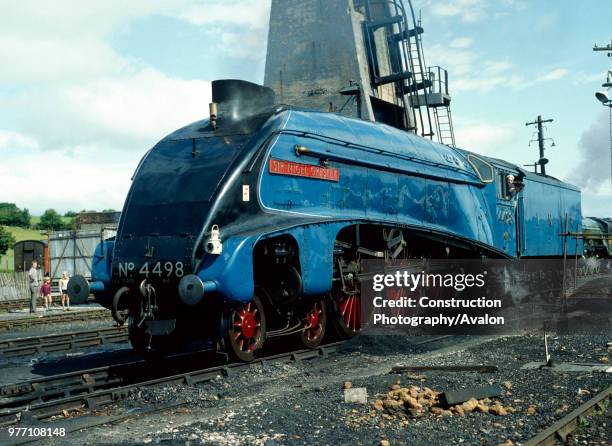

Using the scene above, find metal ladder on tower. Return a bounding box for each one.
[392,1,457,146]
[361,0,434,137]
[360,0,456,146]
[403,15,435,138]
[433,104,456,147]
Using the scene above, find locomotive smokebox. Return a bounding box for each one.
[212,79,276,124]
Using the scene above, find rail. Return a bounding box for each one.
[0,326,127,358]
[0,341,344,426]
[524,386,611,445]
[0,309,111,332]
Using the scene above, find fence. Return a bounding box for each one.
[0,271,29,301]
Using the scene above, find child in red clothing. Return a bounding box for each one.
[41,277,52,310]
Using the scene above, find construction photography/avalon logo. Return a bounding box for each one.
[0,1,610,446]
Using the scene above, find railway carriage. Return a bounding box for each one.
[68,80,582,359]
[13,240,47,273]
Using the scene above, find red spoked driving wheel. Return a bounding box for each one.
[226,295,266,362]
[334,289,361,338]
[300,298,327,348]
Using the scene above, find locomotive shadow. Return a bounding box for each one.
[30,347,139,376]
[29,339,217,379]
[27,333,341,382]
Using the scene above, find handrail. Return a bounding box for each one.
[294,144,485,187]
[280,129,476,175]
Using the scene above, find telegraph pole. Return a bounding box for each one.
[593,39,612,186]
[525,115,554,175]
[593,39,612,58]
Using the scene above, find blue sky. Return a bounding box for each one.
[0,0,610,216]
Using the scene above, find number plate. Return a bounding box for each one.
[117,261,186,278]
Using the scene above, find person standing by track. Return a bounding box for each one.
[28,260,42,313]
[41,277,52,310]
[59,271,70,310]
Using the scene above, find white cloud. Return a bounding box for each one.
[536,68,568,82]
[451,59,524,92]
[430,0,488,23]
[449,37,473,49]
[0,0,266,213]
[0,1,179,84]
[61,69,212,145]
[220,29,269,59]
[500,0,528,10]
[534,12,559,32]
[0,1,264,150]
[426,44,478,76]
[4,70,212,152]
[178,0,270,29]
[424,0,529,22]
[0,131,39,151]
[483,60,513,75]
[493,11,510,19]
[426,37,527,93]
[454,122,516,154]
[0,37,130,84]
[572,71,607,86]
[581,189,612,217]
[453,74,527,92]
[0,147,136,214]
[0,0,271,84]
[178,0,271,60]
[426,42,523,92]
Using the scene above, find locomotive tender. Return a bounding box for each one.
[68,80,581,359]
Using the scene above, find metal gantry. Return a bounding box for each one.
[361,0,455,146]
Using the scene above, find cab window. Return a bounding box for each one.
[496,171,512,200]
[466,154,494,183]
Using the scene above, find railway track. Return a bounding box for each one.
[0,341,344,427]
[0,309,111,332]
[0,326,128,359]
[0,301,28,313]
[0,298,96,313]
[525,385,611,446]
[5,334,604,444]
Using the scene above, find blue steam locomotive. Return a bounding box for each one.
[68,80,581,359]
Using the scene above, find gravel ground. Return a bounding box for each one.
[28,334,611,446]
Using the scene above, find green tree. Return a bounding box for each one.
[19,208,31,227]
[63,211,78,218]
[0,203,31,228]
[38,209,66,231]
[0,226,16,256]
[0,203,17,225]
